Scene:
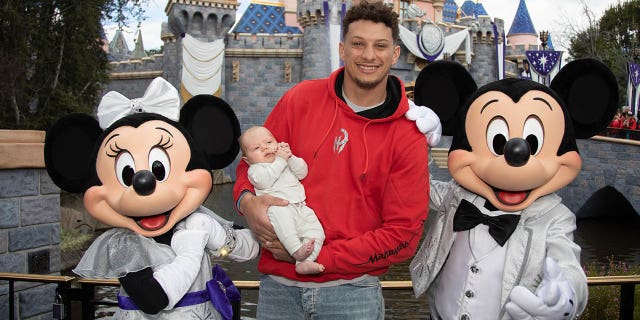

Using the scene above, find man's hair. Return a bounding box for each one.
[342,0,399,42]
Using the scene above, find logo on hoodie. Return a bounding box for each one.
[334,128,349,154]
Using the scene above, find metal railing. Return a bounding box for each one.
[2,272,639,320]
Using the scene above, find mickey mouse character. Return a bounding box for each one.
[408,59,617,319]
[44,78,259,319]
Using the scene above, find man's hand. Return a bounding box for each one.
[240,193,295,262]
[240,193,282,243]
[264,239,295,263]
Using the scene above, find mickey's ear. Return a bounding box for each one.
[181,95,241,170]
[414,61,477,135]
[44,113,102,193]
[550,58,618,138]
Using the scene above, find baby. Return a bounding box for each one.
[239,126,325,274]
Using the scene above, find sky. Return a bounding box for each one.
[104,0,624,54]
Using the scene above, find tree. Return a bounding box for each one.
[565,0,640,106]
[0,0,147,130]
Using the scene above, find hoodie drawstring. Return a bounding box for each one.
[313,99,338,159]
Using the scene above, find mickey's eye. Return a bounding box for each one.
[486,117,509,156]
[523,116,544,155]
[149,147,170,182]
[115,152,135,187]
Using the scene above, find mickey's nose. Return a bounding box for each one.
[504,138,530,167]
[132,170,156,196]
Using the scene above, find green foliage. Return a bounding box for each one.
[0,0,146,130]
[580,256,640,319]
[60,228,93,252]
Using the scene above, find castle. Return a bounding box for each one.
[105,0,545,133]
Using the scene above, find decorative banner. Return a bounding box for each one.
[399,25,471,65]
[525,50,563,85]
[416,20,445,62]
[181,35,224,98]
[324,0,345,73]
[493,22,505,80]
[628,61,640,116]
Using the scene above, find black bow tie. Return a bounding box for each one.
[453,199,520,246]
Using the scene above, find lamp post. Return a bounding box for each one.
[539,30,549,51]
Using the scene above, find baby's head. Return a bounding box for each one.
[239,126,278,164]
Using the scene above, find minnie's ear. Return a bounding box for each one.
[44,113,102,193]
[550,58,618,138]
[181,95,241,170]
[414,61,477,135]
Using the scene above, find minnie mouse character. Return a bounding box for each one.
[45,78,259,319]
[408,59,617,319]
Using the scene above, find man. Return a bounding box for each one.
[233,1,429,318]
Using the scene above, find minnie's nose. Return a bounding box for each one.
[132,170,156,196]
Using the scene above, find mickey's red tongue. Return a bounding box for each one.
[138,214,168,231]
[497,191,527,205]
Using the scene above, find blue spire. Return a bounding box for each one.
[443,0,458,23]
[474,1,488,16]
[460,0,488,18]
[460,1,476,17]
[508,0,537,36]
[231,1,301,34]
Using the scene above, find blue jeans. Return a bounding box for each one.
[256,275,385,320]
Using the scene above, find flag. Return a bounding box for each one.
[525,50,563,85]
[493,22,505,80]
[628,61,640,116]
[324,0,345,72]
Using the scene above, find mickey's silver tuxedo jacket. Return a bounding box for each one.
[410,180,588,319]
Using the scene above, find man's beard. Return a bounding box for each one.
[354,75,385,90]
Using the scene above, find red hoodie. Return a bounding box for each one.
[233,67,429,282]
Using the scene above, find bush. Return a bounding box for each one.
[580,256,640,319]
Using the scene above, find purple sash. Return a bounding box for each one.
[117,265,240,320]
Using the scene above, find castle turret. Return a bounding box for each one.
[505,0,539,78]
[297,0,343,80]
[162,0,239,88]
[506,0,537,50]
[109,29,130,61]
[130,28,148,60]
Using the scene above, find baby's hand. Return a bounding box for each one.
[276,142,292,159]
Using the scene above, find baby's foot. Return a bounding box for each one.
[292,239,315,261]
[295,261,325,274]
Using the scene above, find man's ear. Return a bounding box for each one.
[550,58,619,138]
[44,113,102,193]
[413,61,477,135]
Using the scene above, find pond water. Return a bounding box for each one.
[90,183,640,319]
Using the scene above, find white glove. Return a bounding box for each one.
[185,211,227,250]
[405,100,442,147]
[153,229,208,309]
[505,257,577,320]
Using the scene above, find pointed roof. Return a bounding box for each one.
[131,29,148,59]
[230,0,301,34]
[109,29,130,56]
[443,0,458,23]
[474,1,488,16]
[508,0,536,36]
[460,0,488,18]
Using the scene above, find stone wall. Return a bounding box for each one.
[0,130,60,319]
